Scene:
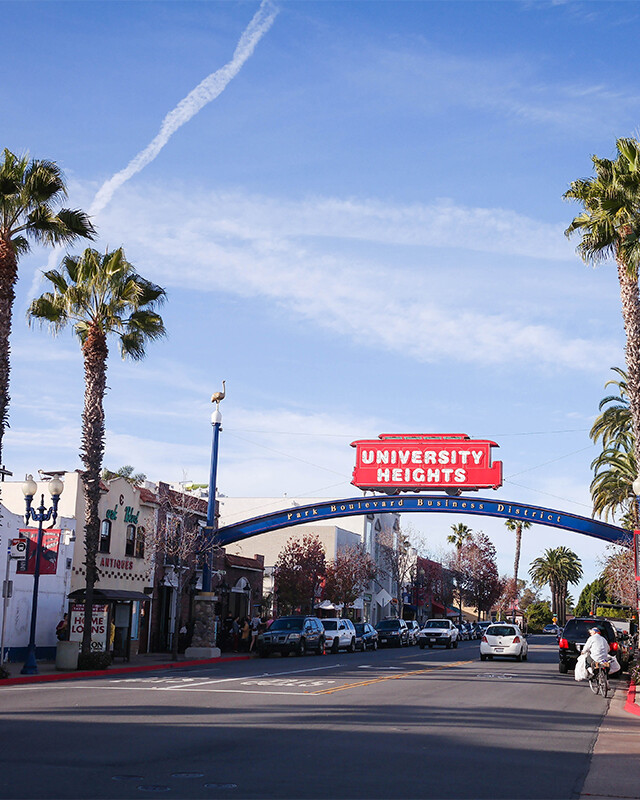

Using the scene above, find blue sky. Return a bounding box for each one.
[3,0,640,598]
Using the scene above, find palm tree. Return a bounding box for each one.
[589,367,638,527]
[565,138,640,478]
[447,523,472,622]
[504,518,532,619]
[102,465,147,487]
[529,547,583,626]
[0,148,94,466]
[28,247,166,655]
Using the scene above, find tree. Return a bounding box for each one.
[526,601,553,632]
[504,518,532,618]
[565,139,640,478]
[0,148,94,467]
[458,533,503,618]
[324,544,378,615]
[149,486,220,659]
[273,534,326,614]
[28,247,166,655]
[377,525,416,618]
[447,523,473,622]
[529,547,583,625]
[601,544,637,607]
[574,576,614,617]
[102,465,147,486]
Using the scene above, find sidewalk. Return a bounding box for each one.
[580,680,640,800]
[0,649,253,685]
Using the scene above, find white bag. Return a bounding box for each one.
[574,652,590,681]
[609,656,621,675]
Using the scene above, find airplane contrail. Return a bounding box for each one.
[90,0,279,216]
[30,1,278,298]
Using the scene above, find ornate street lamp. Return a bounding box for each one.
[20,474,64,675]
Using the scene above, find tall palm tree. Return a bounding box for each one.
[565,138,640,479]
[529,547,583,626]
[0,149,94,466]
[447,523,472,622]
[504,518,532,618]
[28,247,166,655]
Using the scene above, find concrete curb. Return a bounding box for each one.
[624,679,640,716]
[0,654,252,686]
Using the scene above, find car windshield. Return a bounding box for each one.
[376,621,399,630]
[564,619,613,641]
[322,621,337,630]
[424,621,447,629]
[354,624,365,634]
[487,626,516,637]
[270,618,304,631]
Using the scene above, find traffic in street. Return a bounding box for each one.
[0,635,622,799]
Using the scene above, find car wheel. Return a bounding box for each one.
[348,638,356,653]
[453,639,458,649]
[419,643,425,649]
[523,652,528,661]
[331,640,339,655]
[297,640,306,657]
[559,662,568,674]
[428,644,433,649]
[488,655,493,660]
[515,652,522,662]
[316,639,325,656]
[480,654,487,661]
[373,640,378,650]
[446,641,451,649]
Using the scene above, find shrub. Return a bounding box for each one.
[629,660,640,685]
[77,651,112,671]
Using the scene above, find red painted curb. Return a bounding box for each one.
[624,680,640,716]
[0,654,252,686]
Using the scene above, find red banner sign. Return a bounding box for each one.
[351,434,502,492]
[16,529,61,575]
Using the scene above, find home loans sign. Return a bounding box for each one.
[351,433,502,492]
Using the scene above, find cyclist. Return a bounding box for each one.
[583,624,611,676]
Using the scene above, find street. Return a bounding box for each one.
[0,636,613,799]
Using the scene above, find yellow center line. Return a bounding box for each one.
[308,659,473,695]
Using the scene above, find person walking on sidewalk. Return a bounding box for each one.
[249,612,261,652]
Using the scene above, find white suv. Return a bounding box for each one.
[418,619,459,649]
[321,618,357,653]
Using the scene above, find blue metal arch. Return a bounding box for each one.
[216,494,631,547]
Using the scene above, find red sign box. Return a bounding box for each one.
[16,529,61,575]
[351,433,502,492]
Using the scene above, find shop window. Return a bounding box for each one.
[135,526,145,559]
[99,519,111,553]
[125,524,136,557]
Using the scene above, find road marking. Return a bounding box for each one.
[311,659,473,695]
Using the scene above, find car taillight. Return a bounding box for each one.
[513,636,520,643]
[559,638,569,649]
[481,635,487,643]
[610,641,619,652]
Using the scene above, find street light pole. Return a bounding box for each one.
[632,475,640,623]
[203,405,222,593]
[20,474,64,675]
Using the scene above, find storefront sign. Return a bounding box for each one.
[16,529,60,575]
[69,603,109,652]
[351,433,502,492]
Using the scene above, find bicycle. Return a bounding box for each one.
[588,661,610,698]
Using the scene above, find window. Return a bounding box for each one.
[99,520,111,553]
[135,526,145,559]
[125,524,136,557]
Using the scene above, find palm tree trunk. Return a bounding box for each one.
[618,260,640,472]
[0,240,18,471]
[80,327,108,657]
[513,524,522,621]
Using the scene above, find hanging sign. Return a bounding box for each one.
[634,531,640,581]
[351,433,502,493]
[15,529,61,575]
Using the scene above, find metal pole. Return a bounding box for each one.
[0,541,10,664]
[21,495,46,675]
[203,407,222,592]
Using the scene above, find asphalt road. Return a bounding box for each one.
[0,635,612,799]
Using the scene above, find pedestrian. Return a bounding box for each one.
[232,616,240,652]
[56,613,68,641]
[250,611,262,652]
[240,617,251,652]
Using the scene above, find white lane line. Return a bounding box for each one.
[162,662,343,690]
[89,686,315,696]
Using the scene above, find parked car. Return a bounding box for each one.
[558,617,632,674]
[455,622,470,641]
[404,620,420,645]
[470,623,483,640]
[480,623,528,661]
[354,622,378,651]
[375,618,409,647]
[257,615,325,657]
[542,624,560,635]
[418,619,459,649]
[321,618,357,653]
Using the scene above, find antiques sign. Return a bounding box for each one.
[351,433,502,492]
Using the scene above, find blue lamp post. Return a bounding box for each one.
[20,473,64,675]
[203,395,223,593]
